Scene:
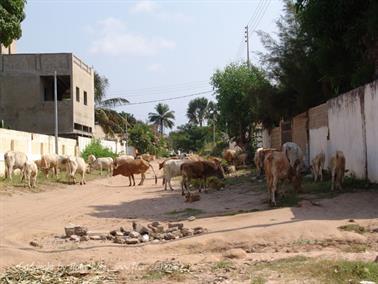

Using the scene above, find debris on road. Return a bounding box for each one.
[59,221,207,245]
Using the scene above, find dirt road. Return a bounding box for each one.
[0,166,377,280]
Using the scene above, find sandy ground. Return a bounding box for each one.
[0,162,377,281]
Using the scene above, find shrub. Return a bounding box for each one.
[81,139,117,161]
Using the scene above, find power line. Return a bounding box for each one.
[115,90,214,106]
[249,0,271,34]
[109,80,209,94]
[234,0,265,61]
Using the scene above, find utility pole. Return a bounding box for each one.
[54,71,59,154]
[245,25,250,68]
[125,115,128,154]
[212,113,216,148]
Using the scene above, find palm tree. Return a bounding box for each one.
[205,101,218,125]
[94,71,129,137]
[148,103,175,135]
[186,97,208,127]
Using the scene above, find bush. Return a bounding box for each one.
[81,139,117,161]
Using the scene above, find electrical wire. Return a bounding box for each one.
[114,90,214,106]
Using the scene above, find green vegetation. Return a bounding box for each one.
[142,261,190,282]
[94,71,129,137]
[0,0,26,47]
[129,122,169,157]
[0,262,117,283]
[212,260,233,271]
[0,169,105,192]
[80,139,116,161]
[250,256,378,284]
[187,97,210,127]
[148,103,175,135]
[338,224,366,234]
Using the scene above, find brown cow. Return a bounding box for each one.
[113,159,157,186]
[264,151,302,206]
[254,147,277,177]
[180,160,225,195]
[311,151,325,182]
[330,151,346,191]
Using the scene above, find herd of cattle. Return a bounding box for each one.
[2,142,346,206]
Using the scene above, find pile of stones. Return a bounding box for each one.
[63,222,206,245]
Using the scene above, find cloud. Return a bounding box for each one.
[88,17,176,56]
[147,63,163,72]
[129,0,193,23]
[130,0,157,14]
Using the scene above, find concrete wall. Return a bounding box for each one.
[308,103,330,167]
[0,41,16,54]
[262,129,271,148]
[0,128,77,176]
[292,112,309,165]
[328,87,366,178]
[364,81,378,182]
[72,55,95,134]
[271,127,281,150]
[261,79,378,182]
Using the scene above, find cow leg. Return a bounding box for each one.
[164,176,168,190]
[132,175,136,186]
[204,177,208,193]
[139,173,145,186]
[270,176,279,206]
[331,169,336,191]
[168,177,174,191]
[181,177,185,196]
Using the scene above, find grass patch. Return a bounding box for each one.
[142,261,190,282]
[212,260,233,271]
[0,262,118,284]
[338,224,366,234]
[0,170,104,192]
[165,208,205,217]
[251,256,378,283]
[341,243,368,253]
[250,276,266,284]
[276,191,301,207]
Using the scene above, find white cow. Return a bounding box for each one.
[4,151,28,180]
[64,156,87,185]
[87,154,113,176]
[23,161,38,188]
[282,142,305,175]
[40,153,68,178]
[162,159,185,191]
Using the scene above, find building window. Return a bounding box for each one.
[76,87,80,102]
[41,75,71,101]
[84,91,87,105]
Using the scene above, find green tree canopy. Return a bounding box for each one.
[211,63,273,143]
[169,124,212,153]
[186,97,209,127]
[148,103,175,135]
[0,0,26,47]
[93,71,129,137]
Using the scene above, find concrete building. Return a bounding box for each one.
[0,53,94,137]
[0,41,16,55]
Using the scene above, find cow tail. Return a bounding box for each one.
[149,163,158,184]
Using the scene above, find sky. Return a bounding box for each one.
[18,0,284,129]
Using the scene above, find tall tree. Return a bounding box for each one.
[211,63,272,143]
[186,97,208,127]
[94,71,129,137]
[148,103,175,135]
[295,0,378,92]
[0,0,26,47]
